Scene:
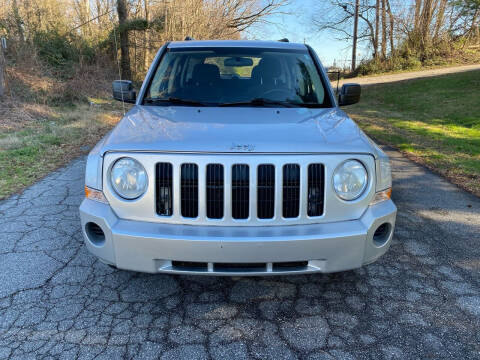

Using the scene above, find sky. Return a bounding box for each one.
[246,0,371,68]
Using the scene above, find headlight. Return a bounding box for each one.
[110,157,148,199]
[376,156,392,191]
[333,160,368,201]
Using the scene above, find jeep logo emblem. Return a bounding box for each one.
[230,143,255,152]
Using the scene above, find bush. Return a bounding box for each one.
[355,60,383,76]
[33,31,96,70]
[356,54,424,76]
[33,31,78,67]
[399,56,422,70]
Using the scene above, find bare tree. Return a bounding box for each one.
[117,0,132,79]
[381,0,387,58]
[434,0,448,39]
[219,0,289,32]
[386,0,394,55]
[312,0,379,61]
[11,0,24,43]
[352,0,360,70]
[143,0,149,72]
[374,0,380,58]
[0,41,5,97]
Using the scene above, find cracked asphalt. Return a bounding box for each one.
[1,148,479,359]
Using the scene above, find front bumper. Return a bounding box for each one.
[79,199,396,275]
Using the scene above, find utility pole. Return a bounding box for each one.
[351,0,359,72]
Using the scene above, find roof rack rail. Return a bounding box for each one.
[278,38,289,42]
[184,36,194,41]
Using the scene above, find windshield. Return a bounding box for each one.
[143,47,331,108]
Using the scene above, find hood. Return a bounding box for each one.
[99,105,376,155]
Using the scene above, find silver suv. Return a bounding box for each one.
[80,40,396,275]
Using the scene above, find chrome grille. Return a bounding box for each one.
[155,161,324,222]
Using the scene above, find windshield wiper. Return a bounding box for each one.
[219,98,299,108]
[297,102,328,108]
[144,97,206,107]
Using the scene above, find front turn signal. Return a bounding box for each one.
[85,186,109,204]
[370,188,391,205]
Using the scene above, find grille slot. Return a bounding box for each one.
[283,164,300,218]
[156,163,173,216]
[181,163,198,218]
[308,163,325,217]
[206,164,224,219]
[257,164,275,219]
[214,263,266,272]
[273,261,308,271]
[232,164,249,219]
[172,261,208,271]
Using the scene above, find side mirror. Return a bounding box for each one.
[338,83,361,106]
[112,80,136,104]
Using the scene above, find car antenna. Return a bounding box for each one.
[278,38,289,42]
[184,36,194,41]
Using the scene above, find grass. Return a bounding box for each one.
[347,70,480,196]
[0,101,123,199]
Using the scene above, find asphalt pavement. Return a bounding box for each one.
[0,148,479,359]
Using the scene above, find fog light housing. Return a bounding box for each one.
[85,222,106,246]
[373,222,392,247]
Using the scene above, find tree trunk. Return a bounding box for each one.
[470,7,479,41]
[144,0,149,72]
[374,0,380,59]
[381,0,387,59]
[419,0,434,55]
[386,0,395,55]
[434,0,447,40]
[12,0,24,44]
[352,0,359,71]
[117,0,132,80]
[84,0,90,36]
[414,0,422,33]
[95,0,102,25]
[0,46,5,98]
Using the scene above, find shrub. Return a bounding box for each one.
[400,56,422,70]
[356,54,426,76]
[355,60,384,76]
[33,31,96,70]
[33,31,78,67]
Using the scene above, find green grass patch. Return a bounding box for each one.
[347,70,480,196]
[0,102,123,199]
